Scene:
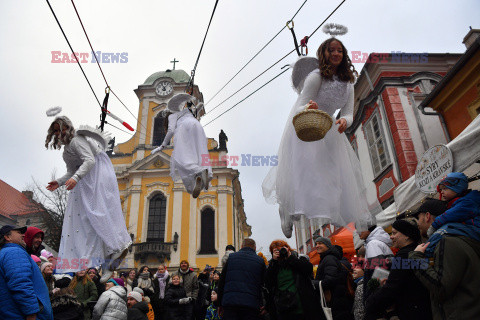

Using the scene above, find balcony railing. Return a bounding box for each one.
[132,241,175,263]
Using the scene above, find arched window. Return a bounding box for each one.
[152,113,167,146]
[199,207,216,254]
[147,193,167,242]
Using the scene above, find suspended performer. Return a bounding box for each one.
[263,38,378,237]
[45,115,131,281]
[152,93,212,198]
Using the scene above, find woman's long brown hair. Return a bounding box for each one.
[316,37,358,83]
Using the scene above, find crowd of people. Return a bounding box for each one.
[1,172,480,320]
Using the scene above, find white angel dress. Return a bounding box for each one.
[56,126,131,273]
[263,57,376,237]
[158,94,213,194]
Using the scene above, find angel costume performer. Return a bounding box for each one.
[263,57,375,236]
[47,117,131,273]
[153,94,213,196]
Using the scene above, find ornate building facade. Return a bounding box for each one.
[109,69,251,271]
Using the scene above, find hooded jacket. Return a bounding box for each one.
[127,301,149,320]
[24,226,45,257]
[432,190,480,229]
[92,286,128,320]
[365,227,393,259]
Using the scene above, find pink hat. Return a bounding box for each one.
[31,255,41,263]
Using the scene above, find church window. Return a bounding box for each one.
[199,207,217,254]
[364,111,391,177]
[147,193,167,242]
[152,113,167,146]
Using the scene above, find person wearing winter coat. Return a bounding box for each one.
[133,266,155,298]
[195,265,212,320]
[88,268,105,298]
[409,199,480,319]
[0,225,53,320]
[205,289,222,320]
[128,291,150,320]
[152,265,170,320]
[178,260,199,319]
[51,285,84,320]
[93,278,128,320]
[265,240,320,320]
[133,287,155,320]
[24,226,46,257]
[41,262,56,296]
[221,245,235,268]
[314,237,354,320]
[70,270,98,319]
[126,269,137,293]
[365,219,432,320]
[165,274,190,320]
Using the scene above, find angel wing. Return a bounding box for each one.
[76,125,112,151]
[291,56,319,94]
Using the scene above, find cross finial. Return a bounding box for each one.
[170,58,179,70]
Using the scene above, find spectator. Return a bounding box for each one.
[314,237,353,320]
[32,254,42,267]
[206,270,220,305]
[0,225,53,320]
[133,266,155,298]
[221,245,235,268]
[92,277,128,320]
[88,267,105,297]
[41,249,55,264]
[41,261,56,295]
[50,277,84,320]
[195,265,212,320]
[409,199,480,319]
[205,289,221,320]
[127,291,149,320]
[164,274,189,320]
[335,244,353,271]
[352,247,366,320]
[133,287,155,320]
[152,264,170,320]
[265,240,319,320]
[218,238,265,320]
[365,219,432,320]
[126,268,137,293]
[178,260,198,320]
[24,226,45,257]
[70,269,98,319]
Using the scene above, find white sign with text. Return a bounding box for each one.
[415,145,453,193]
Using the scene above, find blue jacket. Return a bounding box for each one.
[432,190,480,229]
[0,243,53,320]
[218,247,266,310]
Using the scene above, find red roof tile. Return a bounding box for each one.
[0,179,42,219]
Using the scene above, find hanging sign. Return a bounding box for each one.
[415,144,453,193]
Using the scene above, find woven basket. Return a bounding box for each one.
[292,108,333,142]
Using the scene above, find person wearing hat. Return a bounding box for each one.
[127,290,149,320]
[50,276,84,320]
[428,172,480,235]
[0,225,53,320]
[133,287,155,320]
[221,244,236,268]
[409,198,480,319]
[92,277,128,320]
[365,219,432,320]
[41,261,56,295]
[24,226,45,258]
[314,236,352,320]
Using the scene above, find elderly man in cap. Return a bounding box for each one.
[409,199,480,319]
[0,225,53,320]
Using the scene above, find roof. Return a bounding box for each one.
[0,179,42,219]
[143,69,190,85]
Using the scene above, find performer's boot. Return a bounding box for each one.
[201,169,209,191]
[108,248,128,271]
[192,174,202,198]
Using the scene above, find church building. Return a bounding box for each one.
[109,67,251,271]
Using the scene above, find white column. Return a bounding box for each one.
[169,183,184,267]
[188,197,198,268]
[217,175,228,268]
[128,178,143,241]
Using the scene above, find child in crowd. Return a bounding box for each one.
[205,289,221,320]
[165,273,190,320]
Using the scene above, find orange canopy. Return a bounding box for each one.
[308,223,356,265]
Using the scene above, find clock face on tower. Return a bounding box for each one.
[155,81,173,97]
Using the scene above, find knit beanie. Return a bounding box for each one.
[41,262,53,273]
[437,172,468,194]
[392,219,421,244]
[128,291,142,302]
[133,287,144,296]
[107,278,125,287]
[41,249,53,260]
[31,255,41,263]
[315,237,333,249]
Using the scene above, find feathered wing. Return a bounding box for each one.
[291,56,319,94]
[76,125,112,151]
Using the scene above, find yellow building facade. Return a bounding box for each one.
[109,69,251,271]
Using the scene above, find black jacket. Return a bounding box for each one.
[265,254,321,320]
[315,248,354,320]
[128,301,149,320]
[164,284,187,320]
[365,243,432,320]
[51,294,84,320]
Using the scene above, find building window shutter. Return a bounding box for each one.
[365,112,391,177]
[199,208,217,254]
[147,193,167,242]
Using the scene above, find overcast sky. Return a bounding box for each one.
[1,0,478,253]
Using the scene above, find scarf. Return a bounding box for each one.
[179,268,190,275]
[139,273,150,280]
[156,270,169,299]
[425,222,480,257]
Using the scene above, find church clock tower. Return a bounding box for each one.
[109,67,251,272]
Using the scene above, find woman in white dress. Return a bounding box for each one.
[263,38,375,237]
[152,94,212,198]
[45,116,131,280]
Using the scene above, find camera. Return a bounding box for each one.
[279,247,289,259]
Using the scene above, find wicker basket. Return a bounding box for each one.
[292,108,333,142]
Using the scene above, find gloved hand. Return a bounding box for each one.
[152,145,164,154]
[427,226,436,237]
[178,298,189,305]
